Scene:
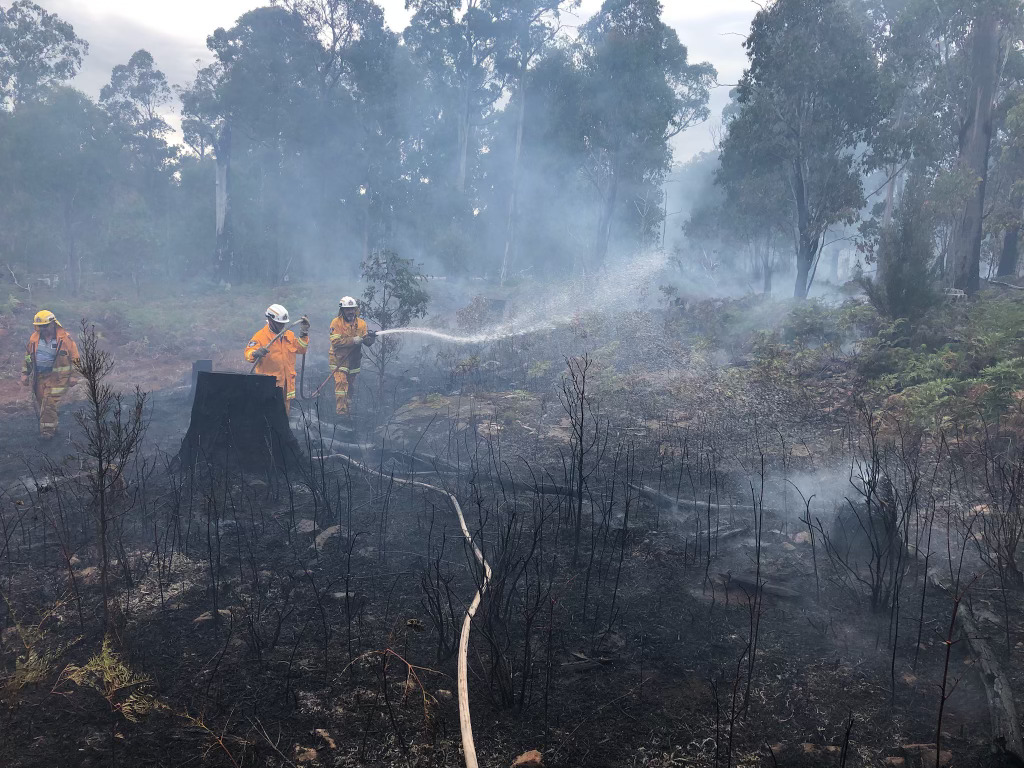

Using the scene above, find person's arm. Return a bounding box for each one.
[21,339,33,386]
[65,336,81,387]
[245,336,267,363]
[296,316,309,354]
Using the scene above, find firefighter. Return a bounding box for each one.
[21,310,79,439]
[329,296,375,416]
[245,304,309,414]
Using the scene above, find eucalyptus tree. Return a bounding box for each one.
[868,0,1023,292]
[190,7,323,283]
[0,0,86,110]
[404,0,503,197]
[577,0,714,268]
[490,0,579,283]
[101,50,174,175]
[100,51,177,287]
[990,96,1024,277]
[945,2,1012,293]
[720,0,881,299]
[4,88,117,291]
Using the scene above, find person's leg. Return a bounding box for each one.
[334,371,350,415]
[36,374,61,438]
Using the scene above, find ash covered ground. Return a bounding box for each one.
[2,279,1021,768]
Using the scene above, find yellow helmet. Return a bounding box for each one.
[33,310,59,327]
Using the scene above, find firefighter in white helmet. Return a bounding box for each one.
[329,296,375,416]
[244,304,309,414]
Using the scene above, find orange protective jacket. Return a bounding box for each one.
[329,315,370,374]
[23,326,79,387]
[245,324,308,401]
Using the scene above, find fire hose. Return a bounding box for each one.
[325,451,489,768]
[298,329,379,402]
[298,355,342,401]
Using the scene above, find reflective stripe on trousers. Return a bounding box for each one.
[334,370,355,414]
[34,372,65,436]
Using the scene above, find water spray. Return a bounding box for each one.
[372,250,670,346]
[372,322,555,344]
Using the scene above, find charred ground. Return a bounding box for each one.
[1,283,1023,768]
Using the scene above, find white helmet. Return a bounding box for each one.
[266,304,290,323]
[339,296,357,309]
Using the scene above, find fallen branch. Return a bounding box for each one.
[4,263,31,293]
[986,279,1024,291]
[561,656,619,673]
[928,570,1023,756]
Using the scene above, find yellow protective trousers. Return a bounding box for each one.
[34,372,67,438]
[333,370,355,415]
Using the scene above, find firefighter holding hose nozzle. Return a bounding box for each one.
[21,310,79,439]
[329,296,375,416]
[245,304,309,415]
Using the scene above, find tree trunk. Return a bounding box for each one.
[179,371,301,471]
[362,197,371,264]
[997,225,1020,277]
[456,87,471,195]
[98,465,109,633]
[273,143,284,283]
[794,243,813,299]
[877,169,902,289]
[792,161,818,299]
[949,11,1000,295]
[63,197,80,296]
[214,122,233,285]
[594,154,619,268]
[500,77,527,285]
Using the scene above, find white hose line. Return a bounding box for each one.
[326,453,491,768]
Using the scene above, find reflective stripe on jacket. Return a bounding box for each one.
[329,315,368,374]
[24,327,79,386]
[245,324,308,400]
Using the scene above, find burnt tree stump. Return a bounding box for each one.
[178,371,301,471]
[190,359,213,397]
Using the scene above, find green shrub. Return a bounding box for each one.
[859,181,939,323]
[976,358,1024,415]
[782,299,842,345]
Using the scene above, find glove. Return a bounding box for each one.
[252,347,269,361]
[365,330,376,346]
[300,315,310,331]
[351,336,363,345]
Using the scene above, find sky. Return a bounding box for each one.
[45,0,755,164]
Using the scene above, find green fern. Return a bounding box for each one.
[2,597,77,694]
[57,637,167,722]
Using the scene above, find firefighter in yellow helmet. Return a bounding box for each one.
[329,296,375,416]
[244,304,309,415]
[21,311,80,439]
